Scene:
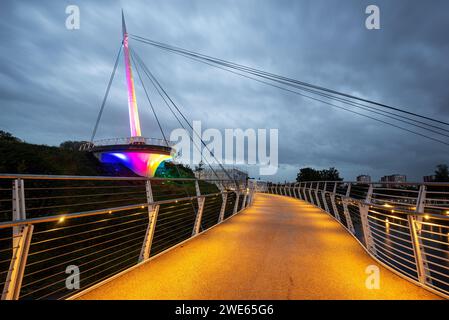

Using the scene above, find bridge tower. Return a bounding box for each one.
[84,11,174,177]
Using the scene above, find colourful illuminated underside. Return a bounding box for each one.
[100,152,172,177]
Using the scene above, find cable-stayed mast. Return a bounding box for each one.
[83,11,174,177]
[122,11,142,137]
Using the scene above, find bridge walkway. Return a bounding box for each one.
[78,193,439,299]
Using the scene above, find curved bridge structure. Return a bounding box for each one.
[0,175,447,300]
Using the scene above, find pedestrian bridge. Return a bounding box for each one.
[0,175,447,300]
[76,193,437,300]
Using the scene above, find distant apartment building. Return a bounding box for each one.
[380,174,407,184]
[356,175,371,183]
[423,175,436,182]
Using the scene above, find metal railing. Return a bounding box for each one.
[265,181,449,299]
[0,174,255,300]
[79,137,174,151]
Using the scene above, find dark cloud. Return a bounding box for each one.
[0,0,448,182]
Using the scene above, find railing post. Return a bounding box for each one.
[241,190,248,211]
[195,180,202,207]
[139,180,160,262]
[341,183,355,233]
[288,184,292,197]
[192,196,206,236]
[408,185,430,285]
[359,184,376,253]
[315,183,320,209]
[298,183,304,200]
[330,194,340,221]
[2,179,33,300]
[322,182,330,213]
[218,191,228,222]
[233,191,240,214]
[308,183,315,205]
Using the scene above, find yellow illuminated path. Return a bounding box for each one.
[78,193,439,300]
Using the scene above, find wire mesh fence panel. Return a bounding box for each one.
[200,195,222,231]
[150,199,197,257]
[18,207,147,300]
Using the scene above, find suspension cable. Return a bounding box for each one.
[90,44,123,142]
[130,34,449,127]
[130,38,449,147]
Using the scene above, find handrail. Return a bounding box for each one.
[0,173,246,183]
[0,175,256,300]
[79,137,174,151]
[264,181,449,299]
[0,192,224,229]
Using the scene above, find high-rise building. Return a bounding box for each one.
[380,174,407,187]
[356,175,371,183]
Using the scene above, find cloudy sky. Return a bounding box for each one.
[0,0,448,182]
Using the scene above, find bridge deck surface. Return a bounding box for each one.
[78,193,439,300]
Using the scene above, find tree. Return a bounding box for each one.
[296,167,322,182]
[320,167,343,181]
[296,167,343,182]
[0,130,21,143]
[60,141,86,151]
[435,164,449,182]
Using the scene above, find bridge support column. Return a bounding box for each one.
[2,179,33,300]
[139,180,160,262]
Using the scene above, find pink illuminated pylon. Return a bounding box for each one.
[122,10,142,137]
